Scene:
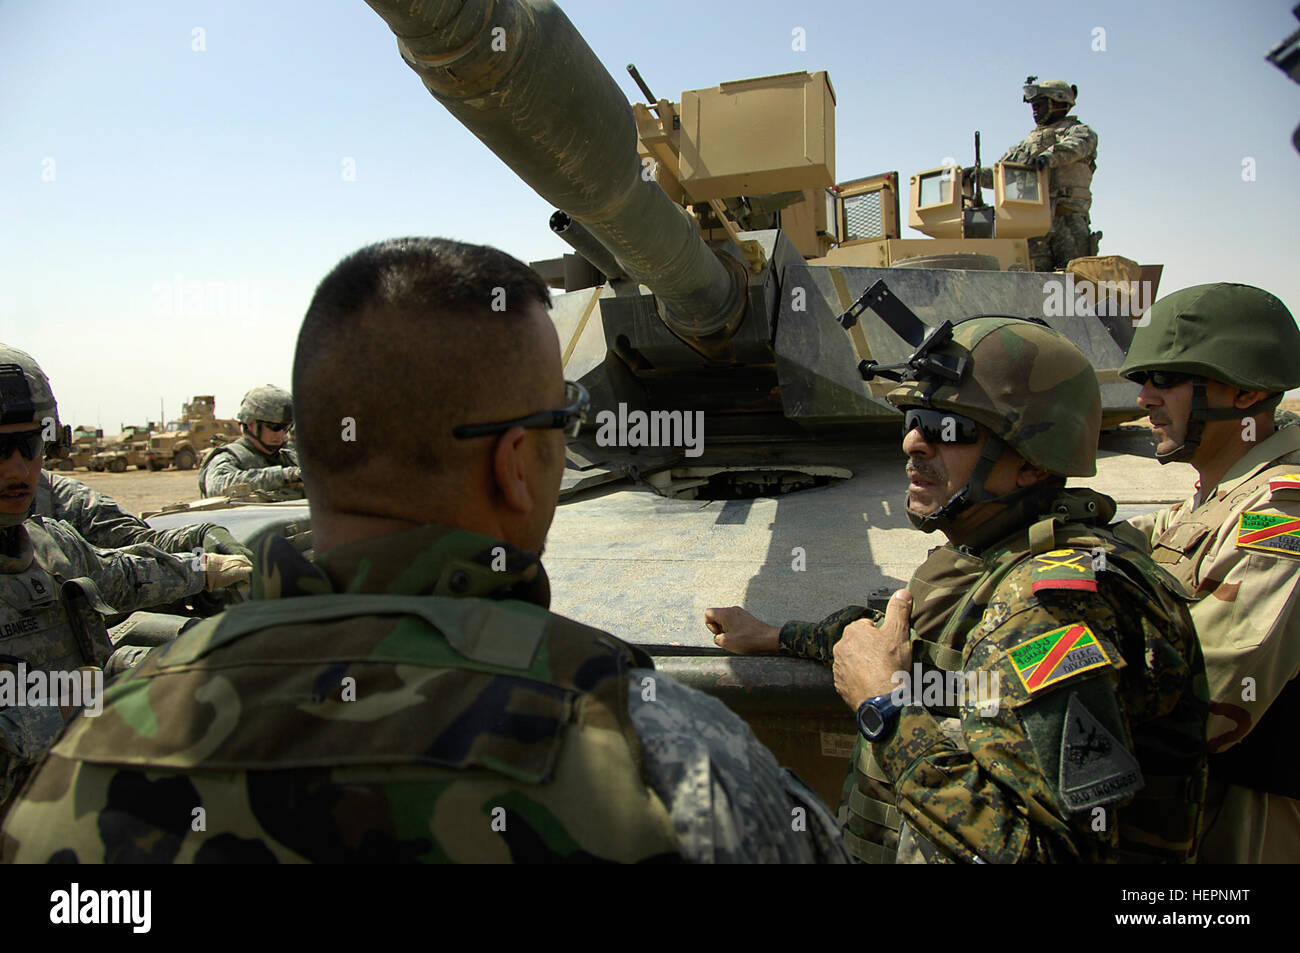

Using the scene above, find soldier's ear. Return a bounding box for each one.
[491,425,535,515]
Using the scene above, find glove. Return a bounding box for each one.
[204,552,253,591]
[203,525,253,562]
[1033,154,1051,171]
[283,466,303,484]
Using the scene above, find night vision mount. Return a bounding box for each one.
[835,280,968,384]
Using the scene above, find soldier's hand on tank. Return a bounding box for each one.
[705,606,780,654]
[832,589,913,711]
[284,466,303,484]
[1032,154,1051,171]
[204,525,253,562]
[203,552,253,591]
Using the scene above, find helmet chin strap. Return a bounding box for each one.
[907,435,1007,533]
[1154,379,1282,465]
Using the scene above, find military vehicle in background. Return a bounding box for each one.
[129,0,1176,810]
[43,425,102,471]
[90,424,154,473]
[145,395,240,471]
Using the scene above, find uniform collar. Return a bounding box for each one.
[253,523,551,608]
[1204,425,1300,501]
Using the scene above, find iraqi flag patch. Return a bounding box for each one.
[1236,510,1300,557]
[1006,623,1113,694]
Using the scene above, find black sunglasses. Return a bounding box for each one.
[1128,370,1193,389]
[903,407,981,444]
[453,381,589,440]
[258,421,292,433]
[0,429,44,461]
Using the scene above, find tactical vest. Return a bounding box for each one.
[1149,459,1300,799]
[843,510,1198,864]
[61,593,684,863]
[198,438,296,496]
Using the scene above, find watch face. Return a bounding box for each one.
[859,705,886,739]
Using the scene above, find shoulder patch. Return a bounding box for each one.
[1058,692,1144,813]
[1269,474,1300,494]
[1005,623,1113,695]
[1235,510,1300,558]
[1027,548,1097,593]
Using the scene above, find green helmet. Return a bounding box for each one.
[237,385,294,426]
[1023,79,1076,106]
[1121,283,1300,392]
[887,317,1101,477]
[1120,283,1299,463]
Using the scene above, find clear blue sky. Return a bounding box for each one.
[3,0,1297,430]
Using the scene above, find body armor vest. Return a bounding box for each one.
[62,593,684,862]
[198,437,296,494]
[844,510,1197,864]
[1149,460,1300,799]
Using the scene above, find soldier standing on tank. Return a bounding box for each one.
[1120,283,1300,863]
[0,348,252,815]
[197,386,302,499]
[707,317,1208,862]
[1,237,849,863]
[966,77,1098,272]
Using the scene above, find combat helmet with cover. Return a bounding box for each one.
[0,344,64,526]
[1120,282,1300,463]
[1022,77,1077,106]
[237,385,294,427]
[885,316,1101,531]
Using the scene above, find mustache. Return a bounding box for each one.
[906,460,946,483]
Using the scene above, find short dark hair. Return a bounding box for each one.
[292,237,553,482]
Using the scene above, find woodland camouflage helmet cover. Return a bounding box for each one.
[886,317,1101,477]
[0,343,59,432]
[1120,283,1300,393]
[237,385,294,426]
[1023,78,1077,106]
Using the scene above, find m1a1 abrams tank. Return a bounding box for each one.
[354,0,1165,804]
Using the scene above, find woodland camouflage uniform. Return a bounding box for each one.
[784,317,1208,862]
[1,527,848,863]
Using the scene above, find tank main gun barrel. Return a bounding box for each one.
[363,0,749,352]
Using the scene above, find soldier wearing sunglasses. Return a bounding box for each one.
[3,238,848,864]
[197,385,303,499]
[1121,282,1300,863]
[0,346,251,815]
[709,316,1207,863]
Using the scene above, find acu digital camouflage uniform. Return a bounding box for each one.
[1,525,847,863]
[1122,283,1300,863]
[0,344,210,815]
[37,469,225,555]
[783,317,1207,862]
[978,80,1097,271]
[198,387,301,499]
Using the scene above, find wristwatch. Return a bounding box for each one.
[856,692,910,741]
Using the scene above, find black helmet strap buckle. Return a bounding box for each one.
[0,364,36,426]
[837,279,968,384]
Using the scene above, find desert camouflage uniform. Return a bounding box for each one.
[36,470,213,553]
[1,526,847,863]
[1127,421,1300,863]
[0,517,207,812]
[197,436,300,499]
[981,116,1097,271]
